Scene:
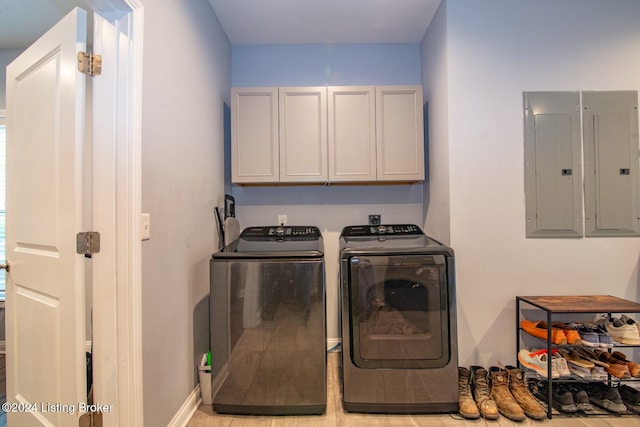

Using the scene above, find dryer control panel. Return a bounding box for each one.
[342,224,423,237]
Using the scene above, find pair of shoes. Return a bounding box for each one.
[621,314,640,334]
[566,384,596,413]
[518,349,559,378]
[551,351,572,377]
[520,319,567,345]
[572,323,601,347]
[602,317,640,345]
[469,366,499,419]
[575,347,609,368]
[619,384,640,414]
[609,351,640,377]
[594,349,631,379]
[549,321,583,345]
[503,366,547,420]
[557,348,594,369]
[458,367,479,419]
[586,382,627,414]
[582,321,614,348]
[488,366,526,421]
[531,381,578,413]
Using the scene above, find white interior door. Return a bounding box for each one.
[5,8,89,426]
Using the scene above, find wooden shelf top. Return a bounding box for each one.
[517,295,640,313]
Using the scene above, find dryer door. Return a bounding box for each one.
[348,254,450,369]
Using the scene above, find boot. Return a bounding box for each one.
[505,365,547,419]
[458,367,480,419]
[469,365,499,419]
[489,366,526,421]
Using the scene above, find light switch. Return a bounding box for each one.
[141,213,151,240]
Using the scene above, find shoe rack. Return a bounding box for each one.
[516,295,640,419]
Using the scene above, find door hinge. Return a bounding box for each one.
[79,410,103,427]
[77,232,101,258]
[77,52,102,76]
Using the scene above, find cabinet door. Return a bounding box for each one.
[279,87,327,183]
[328,86,376,182]
[375,86,425,181]
[231,87,279,183]
[523,92,583,238]
[583,91,640,237]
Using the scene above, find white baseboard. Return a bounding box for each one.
[167,385,201,427]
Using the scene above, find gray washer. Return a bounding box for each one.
[209,226,326,415]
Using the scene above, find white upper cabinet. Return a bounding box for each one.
[231,87,279,183]
[231,85,425,184]
[375,86,425,181]
[279,87,328,182]
[328,86,377,182]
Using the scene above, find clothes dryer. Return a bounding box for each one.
[339,224,458,413]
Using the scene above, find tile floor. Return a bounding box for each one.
[187,352,638,427]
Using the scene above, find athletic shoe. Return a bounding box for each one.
[603,317,640,345]
[518,349,559,378]
[586,382,627,414]
[532,381,577,413]
[569,323,600,347]
[619,384,640,414]
[583,321,614,348]
[551,351,572,377]
[566,384,595,413]
[621,314,640,334]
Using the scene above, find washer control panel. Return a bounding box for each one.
[241,226,321,241]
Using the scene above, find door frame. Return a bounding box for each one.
[87,0,143,425]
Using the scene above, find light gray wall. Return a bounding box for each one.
[140,0,230,425]
[230,43,426,344]
[428,0,640,368]
[420,1,450,244]
[0,49,25,109]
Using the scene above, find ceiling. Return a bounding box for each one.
[208,0,441,45]
[0,0,440,49]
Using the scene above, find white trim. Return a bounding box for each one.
[166,386,202,427]
[88,1,144,426]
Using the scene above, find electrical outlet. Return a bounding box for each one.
[278,214,288,226]
[368,214,381,225]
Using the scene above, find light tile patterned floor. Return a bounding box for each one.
[187,352,638,427]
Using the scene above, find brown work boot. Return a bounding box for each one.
[506,365,547,420]
[489,366,526,421]
[470,365,499,419]
[458,367,480,419]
